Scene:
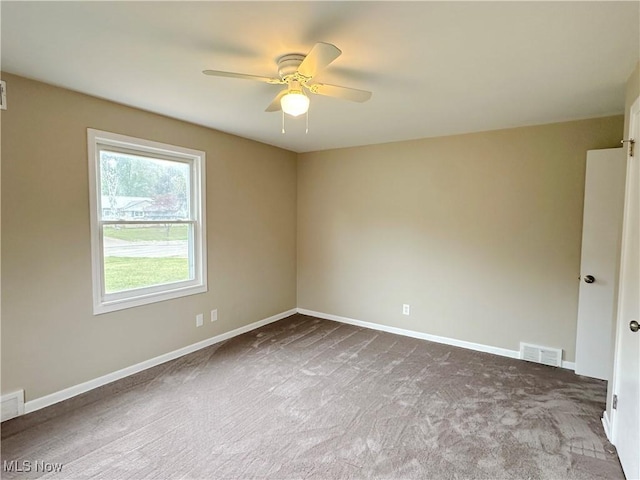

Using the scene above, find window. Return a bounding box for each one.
[88,129,207,314]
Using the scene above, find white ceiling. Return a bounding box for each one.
[2,1,638,153]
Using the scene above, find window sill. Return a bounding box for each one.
[94,283,208,315]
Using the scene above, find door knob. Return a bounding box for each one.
[630,320,639,333]
[584,275,595,284]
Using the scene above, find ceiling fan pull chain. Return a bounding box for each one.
[306,110,309,134]
[282,110,286,134]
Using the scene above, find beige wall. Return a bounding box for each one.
[298,117,623,362]
[1,73,297,401]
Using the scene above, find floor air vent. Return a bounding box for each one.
[519,343,562,367]
[1,390,24,422]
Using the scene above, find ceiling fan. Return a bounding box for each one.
[203,42,372,119]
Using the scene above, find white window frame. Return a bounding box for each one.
[87,129,207,315]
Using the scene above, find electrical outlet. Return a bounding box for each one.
[402,304,410,316]
[196,314,204,327]
[211,309,218,322]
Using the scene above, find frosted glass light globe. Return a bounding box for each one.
[281,91,309,117]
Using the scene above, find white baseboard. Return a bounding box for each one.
[297,308,576,371]
[1,390,25,422]
[14,306,575,418]
[602,410,612,442]
[23,308,297,416]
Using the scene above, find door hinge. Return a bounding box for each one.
[613,394,618,410]
[621,139,635,157]
[0,80,6,111]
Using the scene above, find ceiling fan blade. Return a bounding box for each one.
[308,83,372,103]
[202,70,283,85]
[297,42,342,79]
[265,90,287,112]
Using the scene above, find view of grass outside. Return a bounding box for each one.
[103,225,190,293]
[105,257,189,292]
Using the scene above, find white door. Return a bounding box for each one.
[611,97,640,480]
[575,148,626,380]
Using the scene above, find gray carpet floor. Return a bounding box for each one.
[1,314,624,479]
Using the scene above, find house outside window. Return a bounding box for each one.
[87,129,207,314]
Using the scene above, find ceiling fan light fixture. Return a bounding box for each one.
[281,90,309,117]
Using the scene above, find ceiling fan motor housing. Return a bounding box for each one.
[277,54,306,80]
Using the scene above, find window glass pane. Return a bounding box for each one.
[103,224,192,293]
[99,150,190,221]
